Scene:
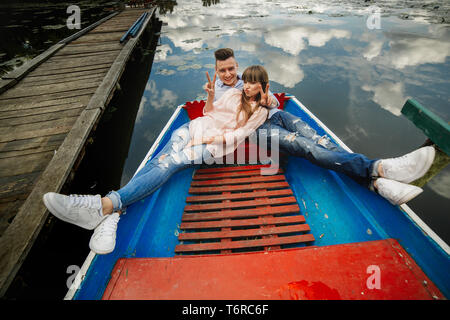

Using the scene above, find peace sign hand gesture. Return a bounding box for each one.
[259,83,270,106]
[204,71,216,100]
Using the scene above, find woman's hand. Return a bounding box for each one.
[259,83,277,107]
[203,135,224,144]
[259,83,270,106]
[186,135,224,148]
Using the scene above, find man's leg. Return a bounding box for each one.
[257,121,378,188]
[269,111,344,152]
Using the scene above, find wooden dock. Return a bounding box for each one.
[0,7,157,296]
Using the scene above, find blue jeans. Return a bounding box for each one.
[257,111,379,188]
[106,123,213,211]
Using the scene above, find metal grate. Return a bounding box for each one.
[175,164,315,255]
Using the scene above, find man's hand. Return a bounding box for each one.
[205,71,216,99]
[203,71,216,113]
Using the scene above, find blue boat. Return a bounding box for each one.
[66,94,449,300]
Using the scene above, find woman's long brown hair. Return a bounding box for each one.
[236,65,269,127]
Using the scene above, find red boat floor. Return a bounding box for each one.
[102,239,444,300]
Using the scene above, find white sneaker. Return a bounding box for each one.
[376,178,423,206]
[89,212,120,255]
[379,146,435,184]
[43,192,105,230]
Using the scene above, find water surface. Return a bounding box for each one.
[123,0,450,244]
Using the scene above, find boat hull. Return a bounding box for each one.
[68,95,449,300]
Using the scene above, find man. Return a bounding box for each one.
[205,48,435,206]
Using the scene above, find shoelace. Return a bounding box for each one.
[68,194,100,209]
[96,214,120,236]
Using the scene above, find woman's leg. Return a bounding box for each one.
[106,123,213,212]
[42,123,211,227]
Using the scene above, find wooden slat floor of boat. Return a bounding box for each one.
[192,168,284,180]
[188,181,290,194]
[182,205,301,221]
[176,164,315,255]
[190,174,287,187]
[180,215,307,230]
[0,7,149,237]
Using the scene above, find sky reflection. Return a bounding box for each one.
[124,0,449,243]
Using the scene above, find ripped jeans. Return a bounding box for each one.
[257,111,379,187]
[106,123,213,211]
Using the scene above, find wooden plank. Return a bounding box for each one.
[0,151,54,177]
[180,215,306,230]
[70,31,128,44]
[27,62,113,77]
[0,134,66,153]
[186,189,292,203]
[90,26,135,33]
[195,164,274,174]
[193,168,283,180]
[0,107,83,127]
[184,196,297,212]
[0,87,97,107]
[0,102,84,120]
[55,43,123,56]
[21,68,110,84]
[0,116,77,143]
[174,234,315,253]
[0,143,61,160]
[19,74,105,89]
[47,50,119,62]
[0,78,102,100]
[182,204,300,221]
[178,224,311,241]
[0,171,41,200]
[35,53,118,72]
[0,95,90,112]
[401,99,450,155]
[189,181,290,194]
[191,174,287,186]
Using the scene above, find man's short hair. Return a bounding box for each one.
[214,48,235,61]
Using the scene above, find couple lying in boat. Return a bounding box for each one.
[43,48,435,255]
